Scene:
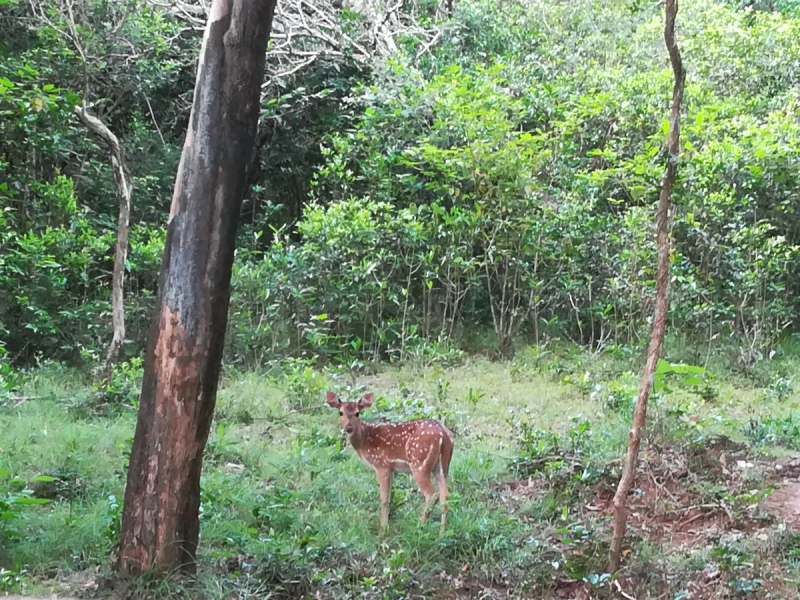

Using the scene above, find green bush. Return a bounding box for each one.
[223,0,800,365]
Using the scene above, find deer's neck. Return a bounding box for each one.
[348,420,374,450]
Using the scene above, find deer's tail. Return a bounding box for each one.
[440,426,454,479]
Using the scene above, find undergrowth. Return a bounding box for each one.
[0,341,799,598]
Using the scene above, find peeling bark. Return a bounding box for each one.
[73,106,132,377]
[608,0,685,575]
[117,0,277,575]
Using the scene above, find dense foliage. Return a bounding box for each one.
[231,0,800,364]
[2,0,800,379]
[0,0,188,370]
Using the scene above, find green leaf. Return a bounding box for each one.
[31,475,56,482]
[14,497,49,505]
[655,360,672,374]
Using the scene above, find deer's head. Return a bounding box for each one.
[326,391,374,435]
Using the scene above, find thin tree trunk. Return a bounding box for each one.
[34,0,132,377]
[73,107,133,378]
[608,0,685,574]
[117,0,277,575]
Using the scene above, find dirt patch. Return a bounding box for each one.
[591,440,771,545]
[492,478,544,502]
[766,457,800,482]
[687,435,749,473]
[483,437,797,599]
[593,485,729,545]
[432,568,515,600]
[762,482,800,530]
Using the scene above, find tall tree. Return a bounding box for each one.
[608,0,686,574]
[117,0,277,574]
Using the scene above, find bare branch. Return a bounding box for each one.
[149,0,446,94]
[143,92,166,147]
[73,104,133,375]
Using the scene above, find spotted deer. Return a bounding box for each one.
[326,391,454,532]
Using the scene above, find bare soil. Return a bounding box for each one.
[762,482,800,529]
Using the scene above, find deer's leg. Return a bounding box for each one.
[411,466,437,523]
[377,468,392,531]
[435,463,449,533]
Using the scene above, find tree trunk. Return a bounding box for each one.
[117,0,277,575]
[608,0,685,574]
[73,106,133,378]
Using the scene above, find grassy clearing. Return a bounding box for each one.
[2,344,800,598]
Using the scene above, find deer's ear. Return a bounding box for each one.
[358,393,374,410]
[326,392,341,408]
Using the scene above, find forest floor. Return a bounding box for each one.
[2,345,800,599]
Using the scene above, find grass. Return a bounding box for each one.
[1,342,800,598]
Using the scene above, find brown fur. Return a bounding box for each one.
[327,391,454,532]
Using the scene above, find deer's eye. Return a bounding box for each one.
[356,412,361,417]
[339,411,343,416]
